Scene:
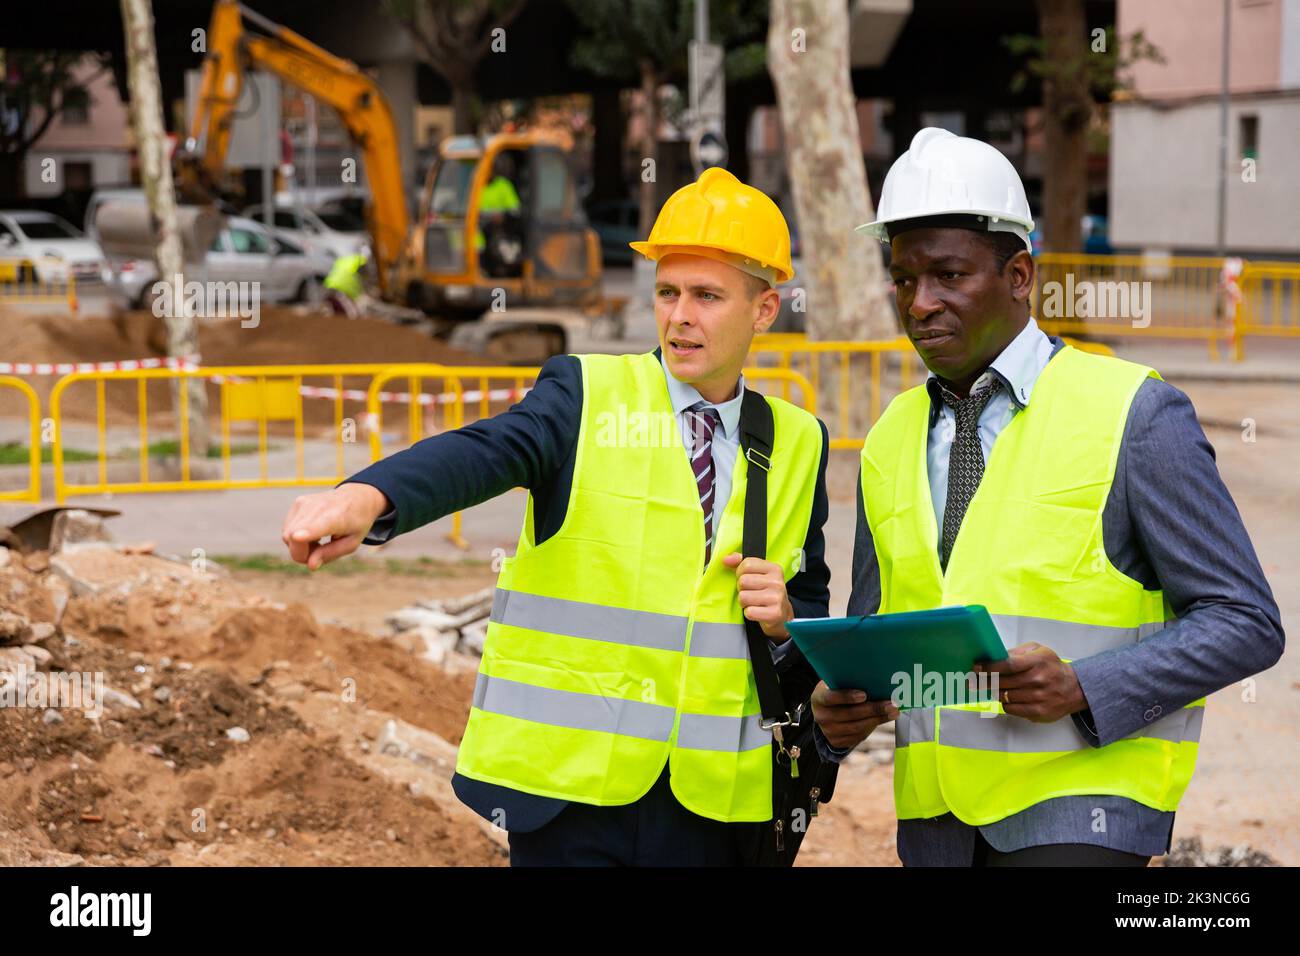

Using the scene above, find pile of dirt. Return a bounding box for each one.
[0,307,487,430]
[0,544,504,867]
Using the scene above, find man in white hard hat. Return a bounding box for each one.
[811,127,1283,866]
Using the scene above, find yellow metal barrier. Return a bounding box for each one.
[48,364,399,503]
[1032,252,1233,356]
[749,336,919,449]
[0,259,78,313]
[366,363,815,549]
[0,375,42,502]
[1234,262,1300,359]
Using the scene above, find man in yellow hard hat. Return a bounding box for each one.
[280,167,837,865]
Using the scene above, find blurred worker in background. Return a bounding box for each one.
[322,247,370,318]
[812,127,1285,867]
[281,168,836,866]
[477,152,523,278]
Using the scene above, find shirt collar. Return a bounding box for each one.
[657,348,744,439]
[925,316,1058,427]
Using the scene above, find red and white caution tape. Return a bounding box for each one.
[0,354,201,376]
[0,354,530,407]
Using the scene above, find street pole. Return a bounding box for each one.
[1215,0,1230,259]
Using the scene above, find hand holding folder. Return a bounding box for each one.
[786,605,1008,711]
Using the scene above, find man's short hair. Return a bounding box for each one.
[741,271,774,299]
[977,230,1030,274]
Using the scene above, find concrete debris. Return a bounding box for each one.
[1164,836,1278,867]
[0,645,40,675]
[386,587,493,663]
[101,687,142,713]
[49,509,114,555]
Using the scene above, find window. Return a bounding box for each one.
[273,211,300,229]
[64,161,92,192]
[15,218,80,239]
[62,88,90,125]
[429,158,478,218]
[531,149,571,219]
[1239,114,1259,161]
[229,228,271,254]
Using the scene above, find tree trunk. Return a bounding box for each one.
[590,87,625,204]
[767,0,893,440]
[637,59,660,237]
[451,85,475,135]
[1036,0,1090,254]
[119,0,208,454]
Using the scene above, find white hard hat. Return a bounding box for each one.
[857,127,1034,252]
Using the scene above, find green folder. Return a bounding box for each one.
[785,605,1008,709]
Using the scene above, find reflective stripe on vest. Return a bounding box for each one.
[455,351,825,822]
[490,587,751,659]
[862,345,1203,825]
[897,704,1204,750]
[473,672,771,752]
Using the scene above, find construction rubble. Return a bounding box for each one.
[0,508,506,866]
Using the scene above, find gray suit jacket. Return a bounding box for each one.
[847,340,1285,864]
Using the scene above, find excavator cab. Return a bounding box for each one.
[402,132,602,320]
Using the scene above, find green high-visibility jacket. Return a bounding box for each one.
[474,175,521,253]
[323,253,366,300]
[455,351,824,822]
[479,175,521,214]
[860,345,1203,826]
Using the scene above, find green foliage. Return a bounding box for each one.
[0,50,112,158]
[1003,26,1165,100]
[566,0,769,83]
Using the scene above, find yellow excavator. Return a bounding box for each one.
[183,0,603,330]
[400,129,603,320]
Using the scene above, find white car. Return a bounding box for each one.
[242,203,368,260]
[0,210,106,285]
[112,216,334,311]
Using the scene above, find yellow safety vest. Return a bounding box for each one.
[860,345,1203,826]
[456,351,824,822]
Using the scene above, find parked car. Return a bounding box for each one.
[0,210,106,285]
[242,203,369,259]
[112,216,333,311]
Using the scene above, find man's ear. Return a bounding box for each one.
[1007,250,1035,302]
[752,286,781,334]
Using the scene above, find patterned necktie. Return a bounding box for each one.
[685,403,721,563]
[939,379,1000,571]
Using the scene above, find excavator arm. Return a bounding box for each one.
[184,0,409,297]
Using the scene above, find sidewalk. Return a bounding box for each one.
[1109,336,1300,383]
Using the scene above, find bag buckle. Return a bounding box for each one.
[745,446,771,472]
[759,702,795,733]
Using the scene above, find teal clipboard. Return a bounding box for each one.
[786,605,1008,709]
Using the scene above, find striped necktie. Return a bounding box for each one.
[939,379,1000,570]
[685,403,721,563]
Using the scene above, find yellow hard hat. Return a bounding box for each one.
[630,167,794,284]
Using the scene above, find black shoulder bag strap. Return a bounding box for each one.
[738,388,797,734]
